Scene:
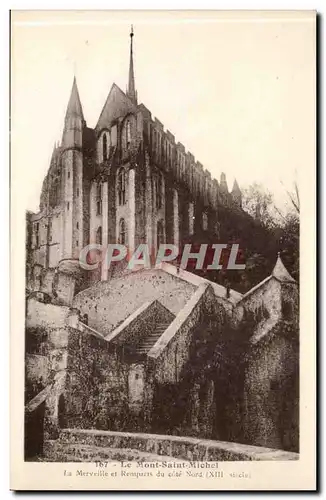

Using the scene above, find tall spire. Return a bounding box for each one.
[232,178,241,194]
[127,25,137,103]
[62,76,85,149]
[65,76,84,121]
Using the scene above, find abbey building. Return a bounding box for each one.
[26,28,242,283]
[24,28,299,461]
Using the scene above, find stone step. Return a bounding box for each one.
[134,321,171,353]
[144,332,163,339]
[151,326,169,332]
[138,339,161,346]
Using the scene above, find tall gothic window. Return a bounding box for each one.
[152,128,156,151]
[155,172,163,210]
[126,120,131,149]
[189,202,195,235]
[49,177,60,208]
[118,168,126,206]
[119,218,127,245]
[35,223,40,247]
[203,212,208,231]
[157,220,164,249]
[103,133,107,161]
[157,133,161,161]
[48,219,53,243]
[96,226,102,245]
[96,182,102,216]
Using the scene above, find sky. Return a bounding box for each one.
[11,10,315,213]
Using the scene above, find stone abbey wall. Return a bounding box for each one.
[25,260,299,455]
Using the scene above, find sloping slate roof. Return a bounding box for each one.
[95,83,136,132]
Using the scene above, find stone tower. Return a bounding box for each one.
[60,77,86,260]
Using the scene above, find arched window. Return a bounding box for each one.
[96,182,102,215]
[35,223,40,247]
[157,220,164,249]
[103,133,107,161]
[118,168,126,206]
[126,120,131,148]
[48,219,53,243]
[96,226,102,245]
[203,213,208,231]
[119,219,127,245]
[155,172,163,209]
[58,394,66,429]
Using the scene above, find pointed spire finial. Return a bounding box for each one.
[127,24,137,103]
[62,76,85,148]
[272,253,296,283]
[65,75,84,121]
[232,178,241,193]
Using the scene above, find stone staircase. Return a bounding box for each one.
[134,322,171,355]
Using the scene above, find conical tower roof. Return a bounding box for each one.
[232,178,241,193]
[65,76,84,120]
[61,76,84,149]
[272,253,296,283]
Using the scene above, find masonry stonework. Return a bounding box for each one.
[24,28,299,462]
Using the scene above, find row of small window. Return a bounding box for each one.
[101,120,131,162]
[152,128,173,168]
[94,219,164,249]
[95,168,127,216]
[94,219,127,246]
[94,168,164,216]
[151,127,189,174]
[154,172,164,210]
[151,130,215,198]
[33,220,53,246]
[33,219,81,247]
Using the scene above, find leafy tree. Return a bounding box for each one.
[242,182,278,230]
